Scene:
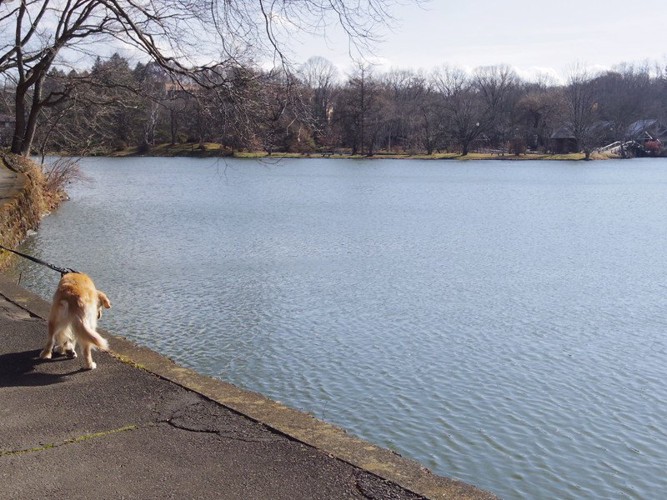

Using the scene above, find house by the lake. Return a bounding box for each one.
[625,119,667,155]
[550,125,577,154]
[549,121,614,154]
[625,119,667,140]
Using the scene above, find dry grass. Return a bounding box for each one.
[41,157,89,207]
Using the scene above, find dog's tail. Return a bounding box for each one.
[73,318,109,351]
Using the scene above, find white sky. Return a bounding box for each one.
[288,0,667,80]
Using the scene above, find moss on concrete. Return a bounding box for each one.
[0,425,138,456]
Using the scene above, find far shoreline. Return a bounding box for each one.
[69,142,632,161]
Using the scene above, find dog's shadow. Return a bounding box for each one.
[0,349,83,387]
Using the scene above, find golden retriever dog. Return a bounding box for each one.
[40,273,111,370]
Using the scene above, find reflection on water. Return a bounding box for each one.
[9,157,667,499]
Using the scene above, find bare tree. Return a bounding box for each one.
[337,61,383,155]
[33,54,148,154]
[473,65,520,151]
[564,66,599,158]
[379,69,422,153]
[300,56,338,147]
[515,82,564,151]
[431,66,484,155]
[0,0,409,156]
[592,64,655,142]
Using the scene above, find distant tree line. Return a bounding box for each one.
[2,55,667,157]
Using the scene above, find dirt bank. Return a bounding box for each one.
[0,152,63,270]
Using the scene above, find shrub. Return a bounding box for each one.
[509,138,527,156]
[42,157,88,205]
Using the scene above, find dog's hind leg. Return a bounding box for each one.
[63,335,77,359]
[52,328,76,358]
[42,300,70,360]
[40,318,61,360]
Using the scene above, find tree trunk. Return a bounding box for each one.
[170,109,178,145]
[20,79,44,156]
[11,85,28,155]
[10,79,44,156]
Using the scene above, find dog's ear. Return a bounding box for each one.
[98,291,111,309]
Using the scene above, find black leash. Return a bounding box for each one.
[0,244,78,276]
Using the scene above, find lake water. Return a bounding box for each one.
[8,157,667,499]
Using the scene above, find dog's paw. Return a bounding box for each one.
[83,361,97,370]
[39,349,52,360]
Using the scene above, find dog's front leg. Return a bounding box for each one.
[81,344,96,370]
